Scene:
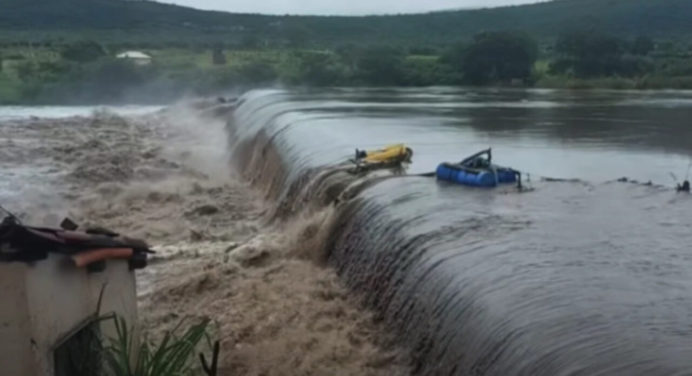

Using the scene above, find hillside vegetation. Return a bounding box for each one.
[1,0,692,45]
[2,0,692,104]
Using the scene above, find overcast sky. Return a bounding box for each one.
[163,0,543,16]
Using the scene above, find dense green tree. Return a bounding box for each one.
[402,56,459,86]
[409,46,438,56]
[439,41,467,74]
[240,35,261,49]
[235,59,277,84]
[550,31,649,78]
[211,46,226,65]
[631,36,654,56]
[354,46,405,85]
[284,25,312,48]
[460,32,538,85]
[15,61,37,81]
[554,32,622,59]
[292,51,347,86]
[60,40,106,63]
[335,43,359,71]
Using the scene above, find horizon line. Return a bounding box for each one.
[155,0,551,17]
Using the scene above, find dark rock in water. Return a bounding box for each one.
[191,204,220,216]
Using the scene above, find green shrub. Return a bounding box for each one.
[287,51,348,86]
[235,59,278,84]
[0,73,21,104]
[61,41,107,63]
[461,32,538,85]
[403,56,458,86]
[104,316,212,376]
[354,46,406,85]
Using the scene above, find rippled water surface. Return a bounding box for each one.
[230,88,692,376]
[0,105,162,122]
[2,89,692,375]
[0,105,162,203]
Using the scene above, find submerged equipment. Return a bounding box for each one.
[436,148,522,188]
[355,144,413,164]
[351,144,413,173]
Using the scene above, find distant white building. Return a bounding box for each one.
[116,51,152,66]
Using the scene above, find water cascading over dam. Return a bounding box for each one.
[226,88,692,376]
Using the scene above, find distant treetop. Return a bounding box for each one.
[0,0,691,44]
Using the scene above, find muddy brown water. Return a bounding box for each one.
[0,105,162,204]
[0,104,415,376]
[228,88,692,376]
[2,89,692,375]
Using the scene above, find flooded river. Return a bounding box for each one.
[0,105,163,122]
[229,88,692,375]
[0,105,162,204]
[2,89,691,375]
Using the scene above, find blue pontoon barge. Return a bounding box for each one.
[436,148,522,188]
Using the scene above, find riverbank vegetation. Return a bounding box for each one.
[104,315,213,376]
[4,0,692,104]
[2,30,692,104]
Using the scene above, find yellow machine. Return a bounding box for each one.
[351,144,413,173]
[360,144,413,164]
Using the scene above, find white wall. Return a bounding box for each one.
[0,255,138,375]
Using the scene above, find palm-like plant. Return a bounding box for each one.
[103,315,211,376]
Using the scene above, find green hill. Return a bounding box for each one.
[1,0,691,44]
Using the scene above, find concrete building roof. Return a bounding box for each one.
[116,51,152,59]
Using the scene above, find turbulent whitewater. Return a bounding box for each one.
[227,88,692,376]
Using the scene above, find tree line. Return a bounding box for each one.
[3,0,692,47]
[1,31,691,104]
